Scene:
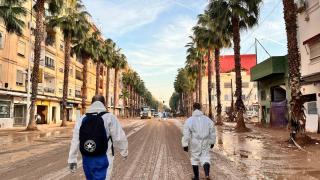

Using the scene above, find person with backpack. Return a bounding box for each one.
[182,103,216,180]
[68,95,128,180]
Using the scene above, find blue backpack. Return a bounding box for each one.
[79,112,109,156]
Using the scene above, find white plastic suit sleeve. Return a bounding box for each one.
[181,119,191,147]
[109,115,128,157]
[208,120,216,145]
[67,116,83,164]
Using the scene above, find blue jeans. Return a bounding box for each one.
[83,155,109,180]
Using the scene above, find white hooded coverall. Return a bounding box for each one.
[68,101,128,179]
[182,110,216,166]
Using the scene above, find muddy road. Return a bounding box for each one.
[0,119,320,180]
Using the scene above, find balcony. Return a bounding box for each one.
[251,56,287,81]
[44,87,55,94]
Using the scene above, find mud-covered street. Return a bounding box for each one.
[0,118,320,180]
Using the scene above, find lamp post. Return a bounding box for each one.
[26,0,33,126]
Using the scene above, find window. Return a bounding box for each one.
[69,67,73,77]
[224,82,232,88]
[0,101,10,118]
[307,102,318,114]
[76,70,83,80]
[17,40,26,56]
[45,56,55,69]
[0,32,4,49]
[261,90,266,101]
[75,89,81,98]
[224,95,229,101]
[16,70,24,86]
[69,89,72,96]
[309,38,320,61]
[242,82,249,88]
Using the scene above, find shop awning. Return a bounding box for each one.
[251,56,287,81]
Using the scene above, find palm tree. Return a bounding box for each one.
[185,47,200,103]
[111,52,127,114]
[47,0,90,126]
[282,0,305,138]
[0,0,27,35]
[198,10,232,125]
[72,31,99,113]
[27,0,63,130]
[185,41,205,105]
[193,23,218,119]
[120,88,129,118]
[103,39,116,111]
[208,0,262,130]
[91,33,104,95]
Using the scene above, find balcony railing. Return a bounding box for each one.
[44,87,55,93]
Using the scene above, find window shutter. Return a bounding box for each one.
[17,41,26,56]
[16,70,24,85]
[309,39,320,60]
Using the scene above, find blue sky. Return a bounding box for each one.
[83,0,287,105]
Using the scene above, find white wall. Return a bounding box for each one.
[297,1,320,77]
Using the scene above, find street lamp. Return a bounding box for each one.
[26,0,33,126]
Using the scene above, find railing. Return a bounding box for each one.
[44,87,55,93]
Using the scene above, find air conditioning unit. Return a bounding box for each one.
[295,0,307,13]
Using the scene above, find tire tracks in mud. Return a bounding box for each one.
[111,120,192,180]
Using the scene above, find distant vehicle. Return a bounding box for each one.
[154,112,159,117]
[141,106,152,119]
[151,109,155,116]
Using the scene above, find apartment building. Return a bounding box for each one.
[0,1,122,128]
[201,54,258,116]
[296,0,320,133]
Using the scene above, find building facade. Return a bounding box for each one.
[0,1,124,128]
[201,54,258,117]
[297,0,320,133]
[251,56,290,127]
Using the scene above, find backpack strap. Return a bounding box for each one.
[108,136,115,156]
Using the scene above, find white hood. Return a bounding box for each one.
[86,101,107,114]
[192,110,204,117]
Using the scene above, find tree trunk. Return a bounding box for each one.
[61,34,72,127]
[27,0,45,130]
[130,86,133,117]
[81,57,88,114]
[215,49,223,125]
[232,16,247,131]
[198,60,203,106]
[283,0,305,136]
[196,78,199,102]
[113,69,118,115]
[179,93,183,114]
[105,66,110,111]
[95,61,100,95]
[208,49,213,120]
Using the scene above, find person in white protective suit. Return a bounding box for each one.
[68,95,128,180]
[182,103,216,180]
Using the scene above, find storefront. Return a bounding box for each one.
[0,95,12,128]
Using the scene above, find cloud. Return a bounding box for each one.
[83,0,173,35]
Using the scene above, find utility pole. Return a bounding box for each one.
[26,0,33,126]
